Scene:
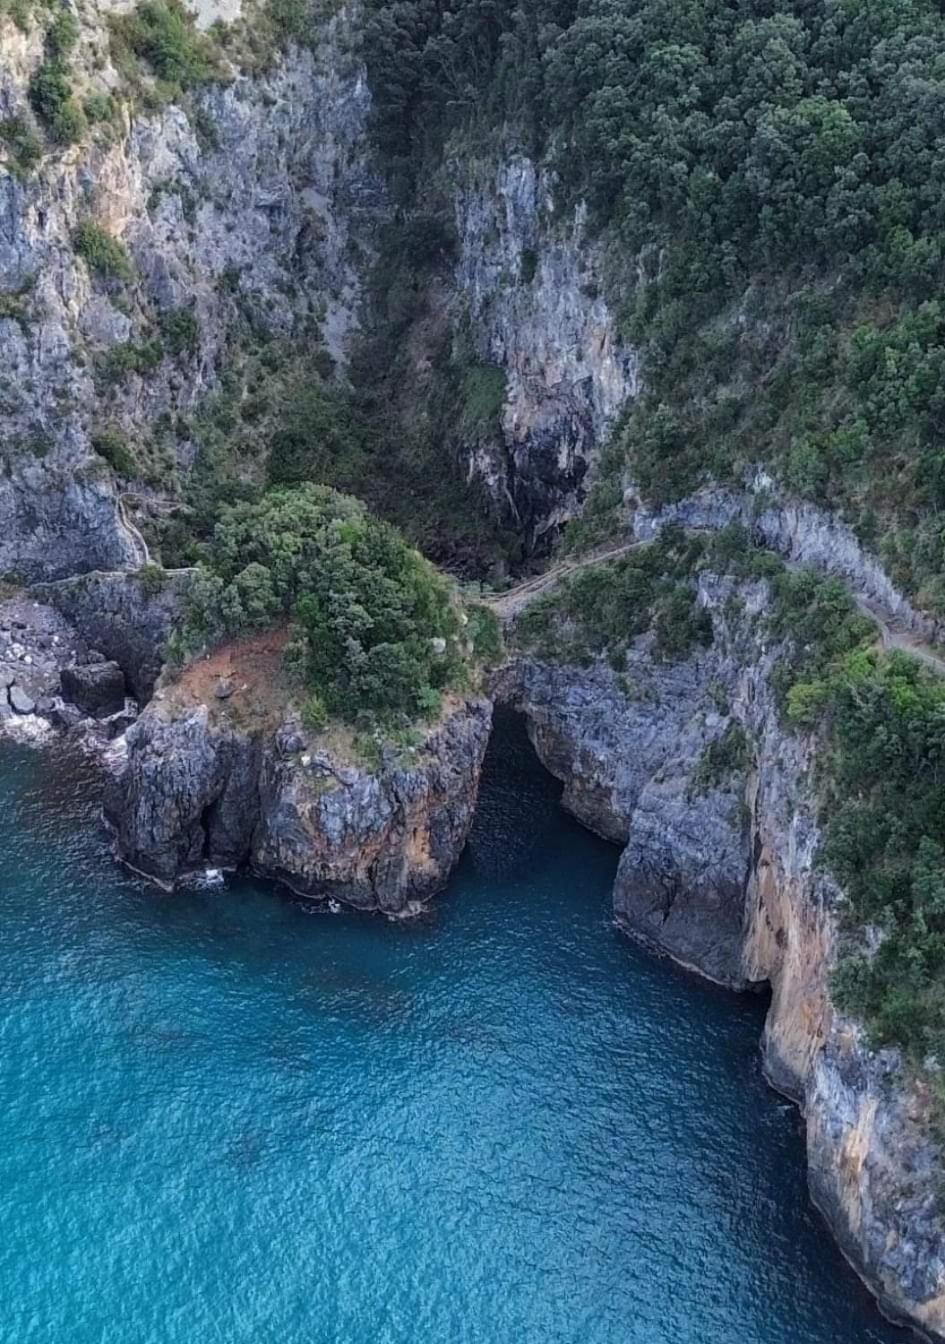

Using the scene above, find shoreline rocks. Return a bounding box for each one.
[104,691,493,914]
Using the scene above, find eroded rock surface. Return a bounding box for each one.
[501,571,945,1338]
[105,688,492,912]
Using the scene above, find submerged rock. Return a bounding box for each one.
[105,691,492,911]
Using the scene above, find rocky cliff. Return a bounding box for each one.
[451,155,638,544]
[1,0,634,577]
[0,0,377,577]
[105,667,492,911]
[499,559,945,1339]
[5,0,945,1334]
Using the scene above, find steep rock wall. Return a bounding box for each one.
[32,566,195,697]
[105,691,492,911]
[453,155,639,544]
[0,1,378,577]
[501,572,945,1339]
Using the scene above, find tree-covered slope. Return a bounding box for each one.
[362,0,945,607]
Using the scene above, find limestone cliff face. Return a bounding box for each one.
[32,567,195,697]
[1,0,636,577]
[105,690,492,912]
[0,1,377,578]
[501,567,945,1339]
[452,156,638,544]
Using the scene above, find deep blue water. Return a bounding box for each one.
[0,714,908,1344]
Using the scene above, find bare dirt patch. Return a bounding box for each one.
[165,627,292,730]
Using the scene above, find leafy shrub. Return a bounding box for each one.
[73,221,133,281]
[300,691,328,732]
[91,426,136,476]
[797,651,945,1067]
[97,338,164,385]
[768,569,874,705]
[0,116,42,174]
[653,583,713,661]
[183,484,481,725]
[515,527,709,666]
[465,602,502,666]
[110,0,219,90]
[46,8,78,60]
[138,562,166,595]
[159,306,199,357]
[266,0,310,47]
[83,92,117,124]
[461,365,507,434]
[690,723,750,796]
[0,275,34,325]
[267,380,363,487]
[28,61,85,143]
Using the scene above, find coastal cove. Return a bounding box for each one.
[0,715,908,1344]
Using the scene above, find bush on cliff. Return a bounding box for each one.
[180,484,486,723]
[514,526,711,666]
[791,649,945,1072]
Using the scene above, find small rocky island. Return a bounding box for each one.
[97,485,496,912]
[105,653,491,912]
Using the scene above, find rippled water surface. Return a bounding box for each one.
[0,715,907,1343]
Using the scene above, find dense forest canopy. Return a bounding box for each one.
[363,0,945,607]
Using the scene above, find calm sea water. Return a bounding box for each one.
[0,713,907,1344]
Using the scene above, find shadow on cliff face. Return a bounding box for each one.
[463,706,578,884]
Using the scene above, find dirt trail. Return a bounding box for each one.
[481,540,645,620]
[853,596,945,677]
[117,494,151,568]
[481,531,945,678]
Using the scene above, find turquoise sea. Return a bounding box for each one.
[0,713,907,1343]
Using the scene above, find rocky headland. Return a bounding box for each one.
[102,630,491,912]
[3,0,945,1333]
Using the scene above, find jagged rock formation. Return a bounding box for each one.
[629,472,943,646]
[1,0,635,575]
[33,567,195,698]
[4,0,945,1332]
[499,557,945,1339]
[105,683,492,912]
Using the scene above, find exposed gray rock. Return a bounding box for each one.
[453,156,639,544]
[0,2,377,580]
[50,701,85,731]
[34,569,195,699]
[60,661,126,717]
[8,684,35,714]
[502,570,945,1337]
[105,692,493,909]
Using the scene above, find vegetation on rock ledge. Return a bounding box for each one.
[175,484,499,727]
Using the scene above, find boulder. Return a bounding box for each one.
[9,684,35,714]
[60,661,126,717]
